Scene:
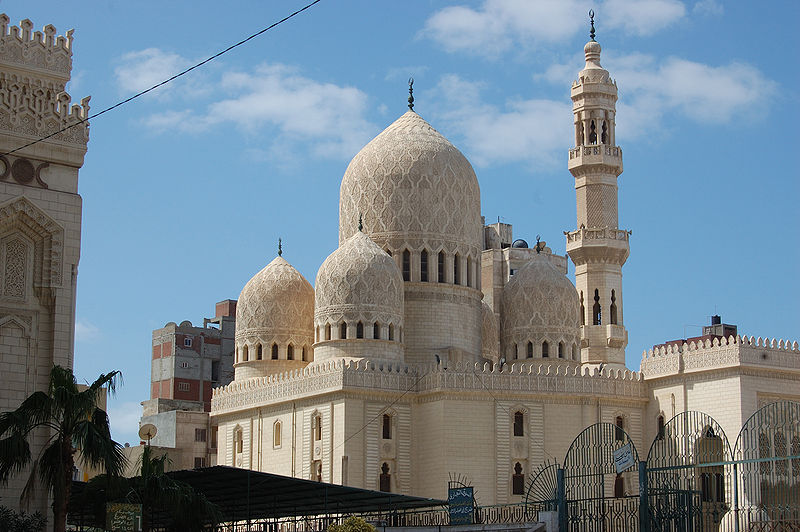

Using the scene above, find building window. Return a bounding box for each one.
[271,343,278,360]
[234,427,244,454]
[580,291,585,326]
[512,462,525,495]
[466,257,472,287]
[382,414,392,439]
[242,345,249,362]
[195,428,207,442]
[614,474,624,497]
[313,414,322,442]
[615,416,625,441]
[558,342,564,358]
[373,322,380,340]
[340,322,347,340]
[388,324,394,341]
[593,289,601,325]
[438,251,445,282]
[325,324,331,341]
[180,361,189,368]
[356,322,364,339]
[274,421,282,448]
[257,344,263,360]
[402,250,410,281]
[513,411,524,437]
[194,457,206,469]
[178,382,190,392]
[610,289,618,324]
[287,344,294,360]
[542,341,549,358]
[211,427,217,449]
[656,415,665,440]
[380,462,391,492]
[420,250,429,282]
[572,344,578,360]
[453,253,461,285]
[184,338,192,347]
[211,361,220,382]
[527,342,533,358]
[302,346,307,361]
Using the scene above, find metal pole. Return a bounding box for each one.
[557,468,566,532]
[732,462,739,532]
[638,461,649,532]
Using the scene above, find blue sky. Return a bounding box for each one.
[4,0,798,445]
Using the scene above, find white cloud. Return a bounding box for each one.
[115,48,192,96]
[108,400,142,445]
[75,319,100,343]
[140,61,378,160]
[693,0,723,16]
[422,0,686,56]
[431,74,571,168]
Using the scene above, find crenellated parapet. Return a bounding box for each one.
[211,356,647,415]
[640,334,800,378]
[0,14,89,164]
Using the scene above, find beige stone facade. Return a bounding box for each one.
[186,32,800,508]
[0,15,88,513]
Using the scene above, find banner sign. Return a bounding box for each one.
[106,502,142,532]
[448,486,474,525]
[614,443,635,473]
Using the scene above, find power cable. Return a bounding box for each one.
[1,0,324,158]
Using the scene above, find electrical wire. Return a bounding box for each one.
[1,0,324,158]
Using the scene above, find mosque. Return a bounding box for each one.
[207,25,800,505]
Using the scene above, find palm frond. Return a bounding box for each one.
[0,432,32,482]
[73,409,126,478]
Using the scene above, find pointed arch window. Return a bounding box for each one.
[513,411,524,437]
[388,324,395,341]
[615,416,625,441]
[373,322,380,340]
[402,250,411,281]
[438,251,445,282]
[274,421,282,448]
[610,289,618,325]
[589,120,597,144]
[601,121,608,144]
[287,344,294,360]
[313,414,322,442]
[356,322,364,339]
[315,326,320,342]
[340,323,347,340]
[512,462,525,495]
[572,344,578,360]
[453,253,461,285]
[593,289,601,325]
[527,342,533,358]
[257,344,263,360]
[302,346,307,361]
[380,462,391,492]
[325,324,331,341]
[558,342,564,358]
[234,426,244,455]
[657,415,665,440]
[382,414,392,439]
[420,250,429,282]
[542,341,549,358]
[272,343,279,360]
[242,345,249,362]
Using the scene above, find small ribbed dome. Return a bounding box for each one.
[339,111,482,254]
[234,256,315,379]
[500,254,580,360]
[315,231,404,328]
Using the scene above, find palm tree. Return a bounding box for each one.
[0,365,125,532]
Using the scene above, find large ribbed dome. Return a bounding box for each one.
[315,231,403,328]
[500,254,580,361]
[338,111,481,254]
[234,255,315,378]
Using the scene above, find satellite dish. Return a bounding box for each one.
[138,424,157,444]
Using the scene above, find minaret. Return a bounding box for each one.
[566,12,630,370]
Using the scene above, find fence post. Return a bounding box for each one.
[638,461,649,532]
[557,467,566,532]
[732,462,739,532]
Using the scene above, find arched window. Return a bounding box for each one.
[513,411,524,437]
[438,251,445,282]
[271,343,278,360]
[615,416,625,441]
[542,341,549,358]
[325,324,331,341]
[388,324,394,341]
[382,414,392,439]
[380,462,391,492]
[402,249,410,281]
[313,414,322,442]
[315,326,319,342]
[580,291,585,326]
[287,344,294,360]
[593,289,601,325]
[453,253,461,285]
[466,257,472,287]
[302,346,307,361]
[234,426,244,455]
[558,342,564,358]
[572,344,578,360]
[512,462,525,495]
[257,344,263,360]
[614,474,624,497]
[420,250,429,282]
[373,322,380,339]
[601,121,608,144]
[527,342,533,358]
[610,289,618,325]
[242,345,249,362]
[340,322,347,340]
[274,421,282,447]
[356,322,364,339]
[589,120,597,144]
[657,415,665,440]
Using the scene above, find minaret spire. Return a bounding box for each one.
[566,26,629,371]
[278,238,282,256]
[407,77,415,111]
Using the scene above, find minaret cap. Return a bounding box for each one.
[583,10,602,68]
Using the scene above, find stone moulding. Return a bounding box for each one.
[211,357,645,414]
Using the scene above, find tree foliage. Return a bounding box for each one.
[0,504,47,532]
[329,516,377,532]
[0,365,125,532]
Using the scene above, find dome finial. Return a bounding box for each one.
[408,77,415,111]
[589,9,596,41]
[358,213,363,232]
[535,234,542,254]
[278,237,283,256]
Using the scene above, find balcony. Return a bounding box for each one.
[568,144,622,173]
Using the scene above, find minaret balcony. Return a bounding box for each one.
[565,227,630,264]
[568,145,622,173]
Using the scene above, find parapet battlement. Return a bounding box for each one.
[0,15,73,81]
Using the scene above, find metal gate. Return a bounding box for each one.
[562,422,644,531]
